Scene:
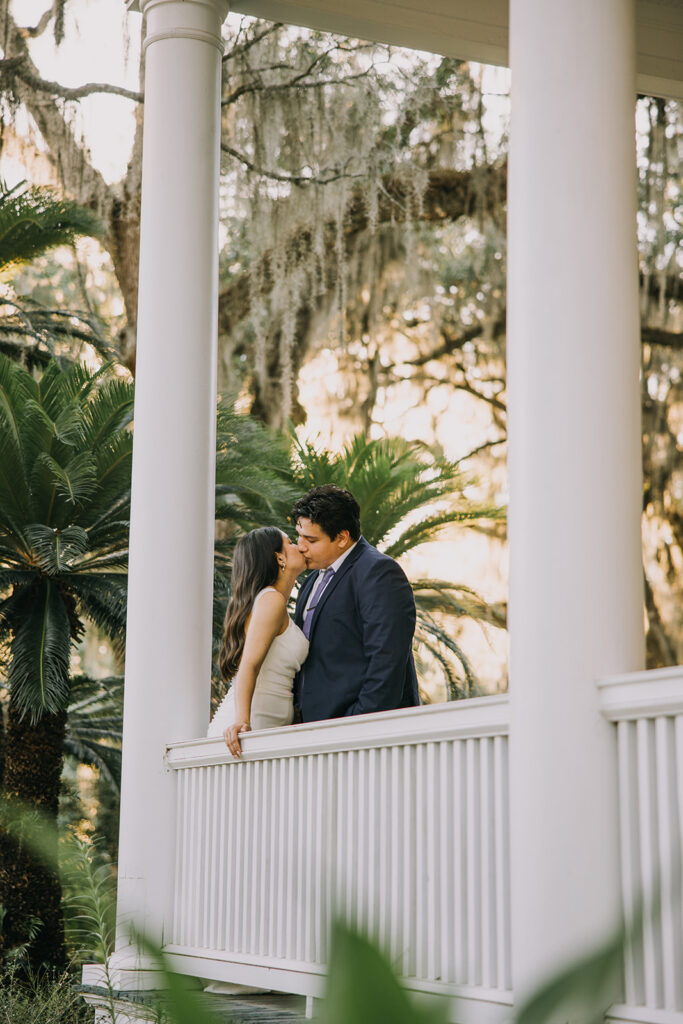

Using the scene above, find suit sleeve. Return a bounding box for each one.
[346,557,416,715]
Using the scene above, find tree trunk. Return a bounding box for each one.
[0,700,67,972]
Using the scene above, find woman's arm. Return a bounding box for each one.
[224,590,286,757]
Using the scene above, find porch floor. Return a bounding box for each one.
[203,992,309,1021]
[77,986,309,1022]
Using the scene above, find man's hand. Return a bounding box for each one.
[224,721,251,758]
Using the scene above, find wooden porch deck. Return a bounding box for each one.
[78,985,309,1023]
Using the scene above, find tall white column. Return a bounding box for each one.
[115,0,228,963]
[507,0,644,1004]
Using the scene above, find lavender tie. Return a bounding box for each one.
[303,567,335,639]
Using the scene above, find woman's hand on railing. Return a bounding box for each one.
[224,721,251,758]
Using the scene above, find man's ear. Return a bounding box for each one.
[336,529,351,549]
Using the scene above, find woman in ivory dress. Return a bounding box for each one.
[207,526,308,757]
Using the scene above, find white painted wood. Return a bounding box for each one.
[114,0,228,960]
[655,716,683,1011]
[466,737,482,987]
[167,696,512,1007]
[222,0,683,99]
[426,742,438,983]
[189,768,201,949]
[480,738,493,990]
[439,742,453,985]
[507,0,644,1003]
[216,765,228,952]
[603,674,683,1019]
[608,1006,683,1024]
[674,716,683,1008]
[636,718,664,1007]
[599,667,683,721]
[493,736,510,990]
[164,947,515,1024]
[166,696,510,768]
[618,721,644,1006]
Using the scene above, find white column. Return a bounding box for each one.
[114,0,228,971]
[507,0,644,1004]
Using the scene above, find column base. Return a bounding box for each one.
[82,953,168,992]
[79,988,161,1024]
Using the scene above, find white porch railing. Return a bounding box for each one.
[165,696,513,1020]
[599,666,683,1024]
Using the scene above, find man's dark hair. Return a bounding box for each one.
[292,485,361,541]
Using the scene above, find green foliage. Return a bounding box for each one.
[0,297,112,372]
[315,918,626,1024]
[130,931,222,1024]
[214,398,297,558]
[0,180,111,373]
[320,924,447,1024]
[60,833,116,967]
[64,676,123,795]
[291,432,506,694]
[0,181,102,276]
[0,354,132,723]
[0,967,92,1023]
[212,419,507,695]
[515,936,622,1024]
[212,399,299,680]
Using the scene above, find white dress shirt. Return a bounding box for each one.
[303,540,358,617]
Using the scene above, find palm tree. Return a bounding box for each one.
[0,180,108,368]
[0,354,133,969]
[292,433,506,697]
[212,400,299,683]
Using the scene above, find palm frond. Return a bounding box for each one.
[64,675,123,791]
[63,737,121,793]
[7,580,72,721]
[0,297,113,367]
[414,637,467,701]
[215,399,296,526]
[68,574,127,645]
[415,609,477,696]
[22,523,88,575]
[0,355,132,727]
[0,567,36,592]
[412,578,507,629]
[385,507,504,559]
[0,181,103,273]
[45,450,98,507]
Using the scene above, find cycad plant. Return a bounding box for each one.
[212,400,299,681]
[292,433,506,697]
[0,353,133,970]
[0,180,108,369]
[64,674,123,800]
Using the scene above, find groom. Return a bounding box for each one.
[293,484,420,722]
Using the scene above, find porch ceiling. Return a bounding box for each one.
[230,0,683,100]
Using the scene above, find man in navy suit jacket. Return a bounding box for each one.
[292,485,420,722]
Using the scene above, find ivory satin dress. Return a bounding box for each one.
[207,587,309,736]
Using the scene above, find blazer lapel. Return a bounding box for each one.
[307,537,368,637]
[295,571,317,627]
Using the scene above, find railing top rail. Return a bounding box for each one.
[597,664,683,721]
[166,693,509,769]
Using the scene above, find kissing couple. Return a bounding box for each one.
[207,484,420,756]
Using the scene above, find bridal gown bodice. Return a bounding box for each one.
[207,587,309,737]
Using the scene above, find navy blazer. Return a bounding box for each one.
[293,537,420,722]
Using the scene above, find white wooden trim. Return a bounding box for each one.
[607,1004,683,1024]
[598,667,683,721]
[166,695,510,769]
[164,947,515,1005]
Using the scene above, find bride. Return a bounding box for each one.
[207,526,308,756]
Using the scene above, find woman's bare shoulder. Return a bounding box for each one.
[253,587,286,606]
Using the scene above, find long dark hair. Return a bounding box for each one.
[219,527,284,680]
